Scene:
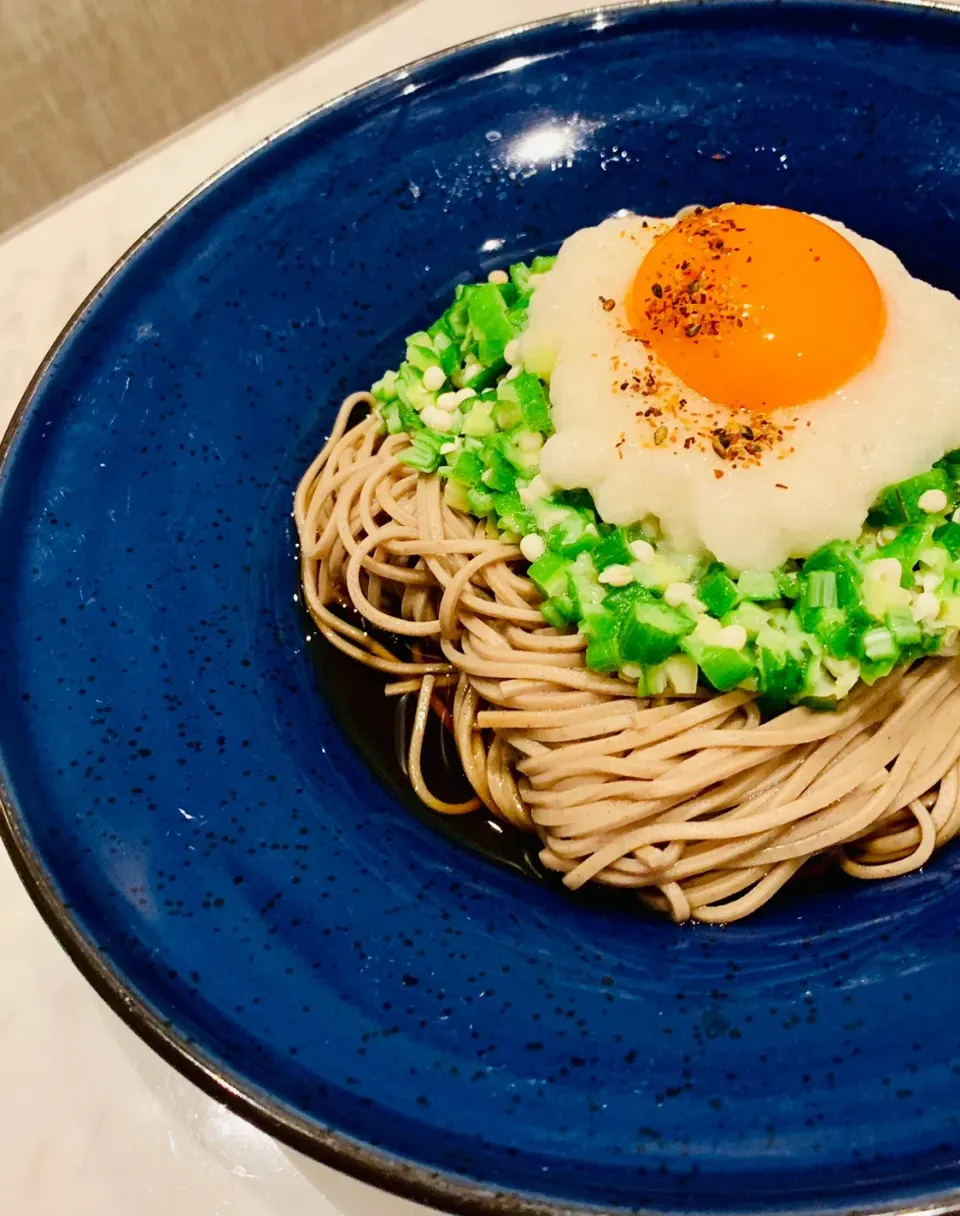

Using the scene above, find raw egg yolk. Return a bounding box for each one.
[626,204,886,412]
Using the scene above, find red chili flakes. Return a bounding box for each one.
[775,482,788,489]
[599,295,616,311]
[702,414,785,468]
[711,152,726,162]
[714,469,725,479]
[639,214,748,348]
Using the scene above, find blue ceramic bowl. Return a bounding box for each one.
[6,3,960,1213]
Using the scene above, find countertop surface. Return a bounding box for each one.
[0,2,576,1212]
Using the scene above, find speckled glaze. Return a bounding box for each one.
[4,3,960,1214]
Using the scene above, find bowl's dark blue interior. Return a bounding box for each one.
[6,4,960,1213]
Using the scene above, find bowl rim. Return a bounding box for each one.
[4,2,960,1214]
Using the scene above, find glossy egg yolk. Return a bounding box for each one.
[626,204,886,412]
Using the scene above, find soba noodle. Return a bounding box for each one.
[294,393,960,923]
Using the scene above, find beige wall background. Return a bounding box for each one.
[0,0,405,235]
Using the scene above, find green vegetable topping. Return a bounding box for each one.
[370,256,960,706]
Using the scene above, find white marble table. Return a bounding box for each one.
[0,2,576,1211]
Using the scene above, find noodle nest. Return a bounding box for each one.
[294,395,960,923]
